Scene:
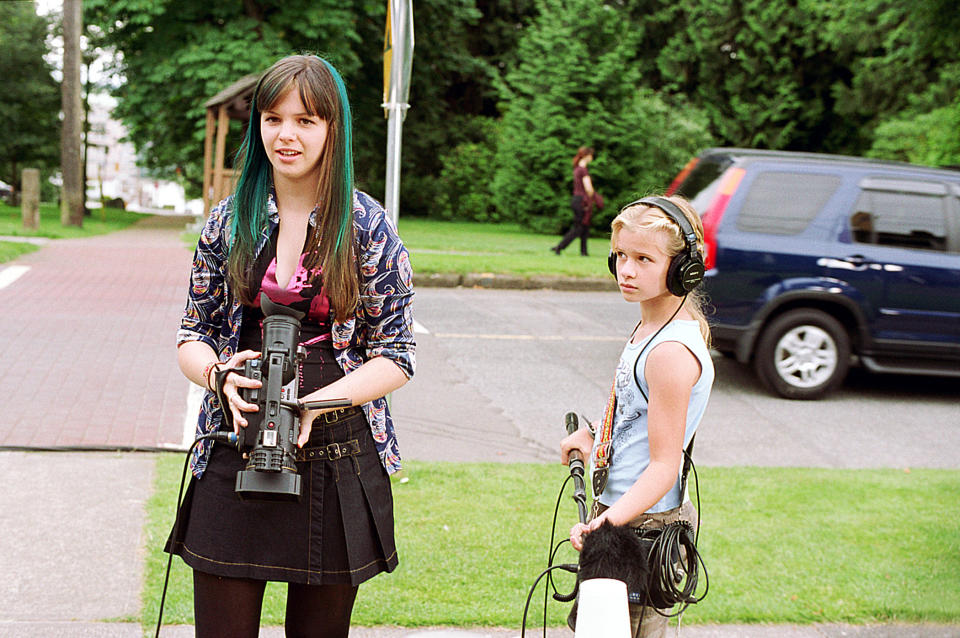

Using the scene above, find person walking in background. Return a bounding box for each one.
[553,146,603,256]
[560,195,713,637]
[167,54,415,638]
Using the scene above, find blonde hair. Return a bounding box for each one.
[611,195,711,346]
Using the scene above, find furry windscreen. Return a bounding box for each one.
[577,520,651,595]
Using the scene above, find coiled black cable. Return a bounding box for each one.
[638,457,709,618]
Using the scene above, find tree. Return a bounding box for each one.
[0,3,61,201]
[821,0,960,165]
[83,0,535,217]
[61,0,84,226]
[383,0,537,216]
[493,0,712,233]
[868,63,960,167]
[85,0,355,198]
[656,0,858,152]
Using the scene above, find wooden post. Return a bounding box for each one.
[211,106,230,209]
[21,168,40,230]
[202,108,215,215]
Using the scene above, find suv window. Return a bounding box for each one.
[674,157,729,214]
[736,171,841,235]
[850,188,949,252]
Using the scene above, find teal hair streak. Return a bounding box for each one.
[229,98,272,253]
[317,57,355,252]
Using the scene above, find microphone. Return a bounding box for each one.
[565,412,584,475]
[564,412,588,524]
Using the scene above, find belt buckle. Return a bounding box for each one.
[324,409,339,424]
[326,443,342,460]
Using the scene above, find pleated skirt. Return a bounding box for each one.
[166,410,397,586]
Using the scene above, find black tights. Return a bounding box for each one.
[193,569,358,638]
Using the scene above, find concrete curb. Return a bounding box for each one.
[0,234,50,245]
[417,272,618,292]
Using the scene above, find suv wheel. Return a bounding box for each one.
[753,309,850,399]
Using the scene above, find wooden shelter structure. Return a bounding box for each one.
[201,74,258,215]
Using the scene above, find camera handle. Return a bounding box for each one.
[298,398,353,411]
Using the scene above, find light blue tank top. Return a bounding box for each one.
[593,320,714,513]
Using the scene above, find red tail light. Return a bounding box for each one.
[701,167,745,270]
[666,157,699,196]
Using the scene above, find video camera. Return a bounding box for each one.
[233,293,349,502]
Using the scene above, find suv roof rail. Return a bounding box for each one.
[698,147,960,176]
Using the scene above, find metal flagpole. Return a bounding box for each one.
[383,0,414,227]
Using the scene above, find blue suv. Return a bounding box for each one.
[667,148,960,399]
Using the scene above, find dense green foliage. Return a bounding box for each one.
[659,0,845,151]
[68,0,960,229]
[819,0,960,164]
[82,0,520,212]
[492,0,712,233]
[0,3,61,199]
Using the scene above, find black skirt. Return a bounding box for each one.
[166,409,398,586]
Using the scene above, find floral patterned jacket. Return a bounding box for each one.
[178,189,416,478]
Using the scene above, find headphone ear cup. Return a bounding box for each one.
[607,252,617,277]
[666,253,705,296]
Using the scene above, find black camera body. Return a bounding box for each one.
[235,293,306,502]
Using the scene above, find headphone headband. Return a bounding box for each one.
[620,196,699,256]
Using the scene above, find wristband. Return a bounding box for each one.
[202,361,220,391]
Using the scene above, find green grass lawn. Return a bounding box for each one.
[398,218,612,279]
[0,202,150,239]
[0,240,39,264]
[144,458,960,630]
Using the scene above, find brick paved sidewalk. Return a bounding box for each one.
[0,215,195,449]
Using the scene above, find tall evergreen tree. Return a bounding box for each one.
[657,0,853,152]
[822,0,960,165]
[493,0,711,233]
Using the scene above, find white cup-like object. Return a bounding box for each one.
[574,578,631,638]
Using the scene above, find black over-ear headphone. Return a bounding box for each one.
[607,196,705,297]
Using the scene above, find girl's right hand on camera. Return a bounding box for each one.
[219,350,262,433]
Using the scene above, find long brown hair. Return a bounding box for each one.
[228,55,358,321]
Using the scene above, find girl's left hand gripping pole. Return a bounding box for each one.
[564,412,588,524]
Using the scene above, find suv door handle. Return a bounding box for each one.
[817,255,869,271]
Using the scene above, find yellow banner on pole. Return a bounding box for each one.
[383,0,392,117]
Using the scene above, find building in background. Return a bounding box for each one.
[85,93,202,215]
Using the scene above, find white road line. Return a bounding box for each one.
[182,382,205,449]
[433,332,624,342]
[0,265,30,290]
[413,319,430,334]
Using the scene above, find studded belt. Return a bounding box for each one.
[296,439,361,462]
[318,405,363,424]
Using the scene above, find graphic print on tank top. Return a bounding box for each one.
[612,350,644,460]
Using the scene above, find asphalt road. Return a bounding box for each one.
[392,287,959,469]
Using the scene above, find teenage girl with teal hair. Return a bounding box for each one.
[169,54,416,637]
